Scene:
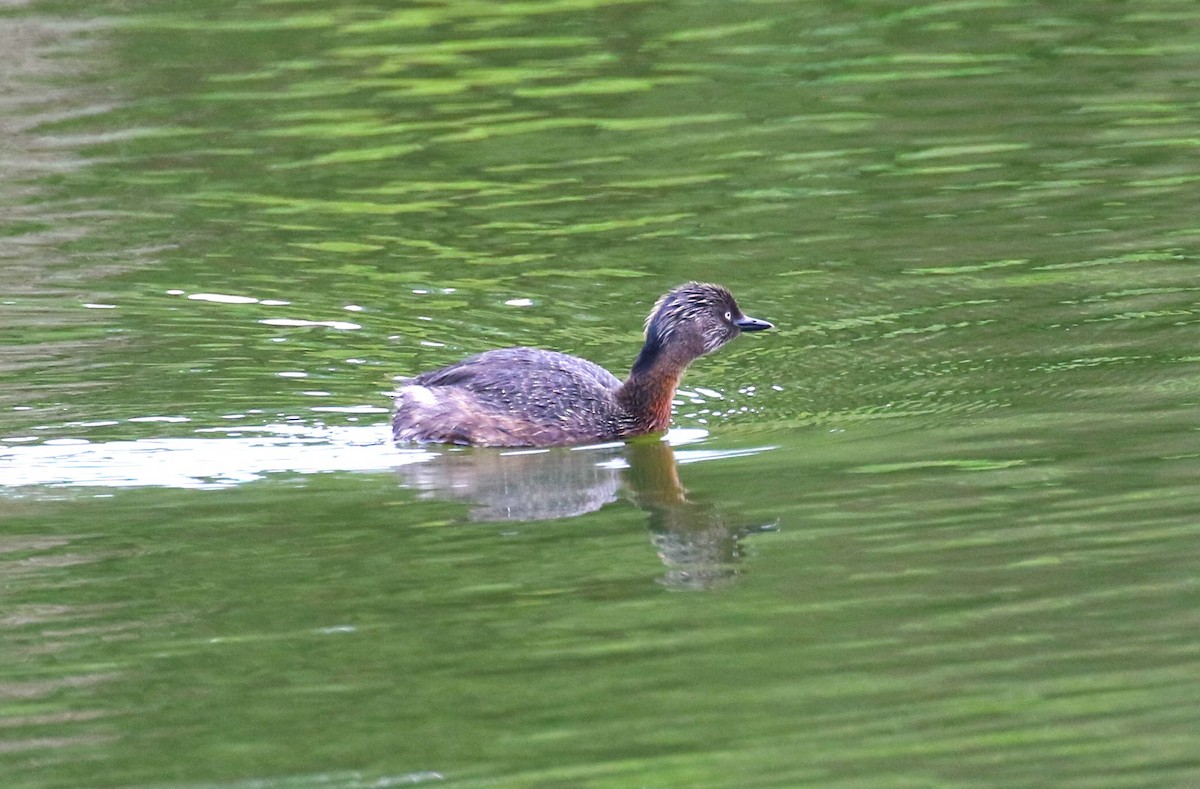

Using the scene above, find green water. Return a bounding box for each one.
[3,0,1200,786]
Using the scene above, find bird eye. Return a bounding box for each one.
[724,310,732,321]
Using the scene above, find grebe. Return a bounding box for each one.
[392,282,772,447]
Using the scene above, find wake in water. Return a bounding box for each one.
[0,423,766,492]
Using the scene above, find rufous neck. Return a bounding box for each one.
[618,347,692,435]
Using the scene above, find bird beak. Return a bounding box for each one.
[735,314,773,332]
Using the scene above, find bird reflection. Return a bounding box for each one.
[395,439,775,589]
[398,444,622,521]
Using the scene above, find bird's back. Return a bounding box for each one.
[392,347,626,446]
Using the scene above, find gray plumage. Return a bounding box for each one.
[392,283,772,447]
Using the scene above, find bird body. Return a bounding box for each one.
[392,283,772,447]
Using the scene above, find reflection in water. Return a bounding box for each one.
[401,444,624,521]
[628,441,777,591]
[0,16,128,413]
[396,438,776,589]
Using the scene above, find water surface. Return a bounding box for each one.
[2,1,1200,786]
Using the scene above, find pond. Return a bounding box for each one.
[2,1,1199,786]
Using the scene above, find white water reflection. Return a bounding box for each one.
[1,425,407,490]
[0,424,771,493]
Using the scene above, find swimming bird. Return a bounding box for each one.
[392,282,772,447]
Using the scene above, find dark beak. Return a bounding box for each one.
[735,314,773,332]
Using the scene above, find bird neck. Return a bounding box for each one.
[618,341,692,435]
